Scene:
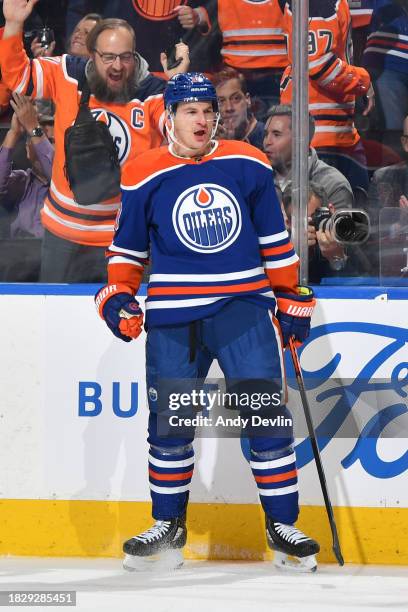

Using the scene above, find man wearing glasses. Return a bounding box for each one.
[0,0,189,283]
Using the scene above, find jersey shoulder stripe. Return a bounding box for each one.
[121,141,273,191]
[121,147,183,189]
[216,140,271,167]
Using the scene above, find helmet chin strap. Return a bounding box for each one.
[166,111,220,155]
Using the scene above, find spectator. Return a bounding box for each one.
[213,68,264,150]
[30,14,103,61]
[0,93,53,281]
[0,93,53,239]
[283,182,352,282]
[368,115,408,211]
[279,0,373,194]
[66,0,92,40]
[74,0,219,75]
[364,110,408,279]
[0,26,11,117]
[363,1,408,136]
[31,12,102,58]
[215,0,288,117]
[0,82,10,117]
[0,0,189,283]
[68,12,102,56]
[263,105,354,209]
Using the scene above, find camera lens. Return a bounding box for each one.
[334,216,355,241]
[332,210,370,244]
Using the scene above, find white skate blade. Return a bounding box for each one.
[123,548,184,572]
[273,551,317,573]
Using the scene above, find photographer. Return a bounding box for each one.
[283,182,351,283]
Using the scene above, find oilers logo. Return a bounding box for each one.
[172,184,242,253]
[91,109,131,165]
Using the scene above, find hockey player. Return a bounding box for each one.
[95,73,320,572]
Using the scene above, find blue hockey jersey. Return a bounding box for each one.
[107,140,299,328]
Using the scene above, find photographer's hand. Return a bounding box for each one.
[307,218,317,247]
[316,227,345,261]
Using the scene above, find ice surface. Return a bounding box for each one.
[0,557,406,612]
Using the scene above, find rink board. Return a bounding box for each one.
[0,285,407,563]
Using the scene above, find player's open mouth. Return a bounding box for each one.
[194,130,206,137]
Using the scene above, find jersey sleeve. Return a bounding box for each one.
[0,34,59,100]
[191,0,213,34]
[0,78,10,113]
[279,0,371,97]
[106,161,153,293]
[246,154,299,295]
[307,1,371,97]
[349,0,374,29]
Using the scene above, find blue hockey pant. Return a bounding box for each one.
[145,299,299,525]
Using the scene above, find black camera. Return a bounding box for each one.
[38,27,54,49]
[311,207,370,245]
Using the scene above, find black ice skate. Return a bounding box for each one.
[123,517,187,571]
[266,517,320,572]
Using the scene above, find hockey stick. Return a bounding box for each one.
[288,337,344,566]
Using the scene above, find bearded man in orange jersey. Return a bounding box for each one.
[0,0,189,283]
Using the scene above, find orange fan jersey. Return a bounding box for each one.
[218,0,288,70]
[0,34,166,247]
[0,81,10,115]
[0,28,11,114]
[279,0,371,149]
[348,1,374,29]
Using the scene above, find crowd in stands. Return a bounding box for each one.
[0,0,407,285]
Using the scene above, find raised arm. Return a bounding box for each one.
[279,0,371,98]
[2,0,40,38]
[0,0,59,100]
